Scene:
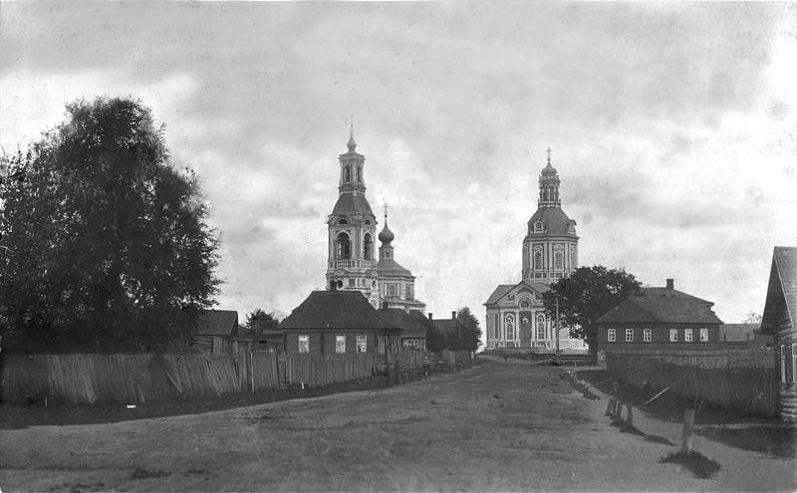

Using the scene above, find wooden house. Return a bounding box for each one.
[379,308,432,350]
[596,279,723,349]
[281,290,401,366]
[759,247,797,421]
[194,309,240,353]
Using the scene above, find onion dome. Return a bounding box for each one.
[378,216,395,244]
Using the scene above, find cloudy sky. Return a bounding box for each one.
[2,2,795,325]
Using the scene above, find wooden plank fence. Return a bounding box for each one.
[1,352,377,405]
[606,352,778,417]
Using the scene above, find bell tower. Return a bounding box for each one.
[325,123,380,307]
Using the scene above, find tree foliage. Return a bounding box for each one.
[243,309,280,339]
[455,307,482,351]
[0,97,220,352]
[542,266,642,355]
[425,323,447,353]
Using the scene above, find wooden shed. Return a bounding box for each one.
[759,247,797,421]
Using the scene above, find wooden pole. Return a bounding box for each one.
[625,404,633,426]
[681,408,695,453]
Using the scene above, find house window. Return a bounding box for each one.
[336,232,351,260]
[505,315,515,341]
[534,246,543,270]
[298,335,309,353]
[684,329,693,342]
[608,329,616,342]
[643,329,652,342]
[335,335,346,353]
[356,335,367,353]
[669,329,679,342]
[625,329,634,342]
[699,328,709,342]
[403,339,419,349]
[537,313,546,340]
[554,245,564,270]
[363,233,373,260]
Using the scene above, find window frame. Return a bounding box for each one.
[625,328,634,342]
[699,328,709,342]
[356,335,368,353]
[684,328,693,342]
[298,335,310,353]
[335,335,346,354]
[536,313,546,341]
[607,328,616,342]
[643,328,652,343]
[669,329,679,342]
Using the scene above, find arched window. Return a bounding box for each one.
[363,233,373,260]
[505,315,515,341]
[336,232,350,260]
[534,220,544,232]
[356,166,361,183]
[536,313,546,341]
[344,166,351,182]
[338,218,348,225]
[519,299,531,309]
[554,245,564,270]
[534,246,543,270]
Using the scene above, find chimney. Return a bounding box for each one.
[666,279,674,290]
[428,313,433,320]
[451,311,457,320]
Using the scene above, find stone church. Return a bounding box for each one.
[484,150,587,351]
[325,127,425,313]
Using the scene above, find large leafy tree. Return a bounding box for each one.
[455,307,482,352]
[542,266,642,355]
[243,309,280,339]
[0,97,220,352]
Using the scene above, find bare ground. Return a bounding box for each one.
[1,361,794,492]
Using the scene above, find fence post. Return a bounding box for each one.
[625,404,633,426]
[681,408,695,453]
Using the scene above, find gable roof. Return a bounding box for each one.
[597,295,723,325]
[281,290,396,330]
[760,246,797,334]
[639,286,711,304]
[379,308,430,337]
[196,310,239,336]
[484,280,550,305]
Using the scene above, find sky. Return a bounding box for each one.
[1,2,795,325]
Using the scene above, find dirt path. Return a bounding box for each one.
[1,362,794,491]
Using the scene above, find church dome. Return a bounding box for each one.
[378,222,394,244]
[527,207,578,237]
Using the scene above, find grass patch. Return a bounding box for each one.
[129,468,171,480]
[661,450,721,479]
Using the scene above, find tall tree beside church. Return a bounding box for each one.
[542,265,642,355]
[0,97,220,352]
[456,307,482,351]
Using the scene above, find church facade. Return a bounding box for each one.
[325,127,425,313]
[484,151,586,351]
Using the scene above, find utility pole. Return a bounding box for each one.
[555,296,560,356]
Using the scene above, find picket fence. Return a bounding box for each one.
[1,352,383,405]
[606,352,778,417]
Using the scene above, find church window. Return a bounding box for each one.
[371,280,376,288]
[363,233,373,260]
[505,315,515,341]
[365,220,370,225]
[533,221,544,232]
[356,167,361,183]
[338,218,348,225]
[536,314,546,340]
[344,166,351,182]
[607,329,616,342]
[348,278,355,287]
[534,246,543,270]
[336,232,351,259]
[387,284,398,296]
[554,245,564,270]
[405,284,414,300]
[519,299,531,309]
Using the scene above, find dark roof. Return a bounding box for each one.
[331,191,374,217]
[379,308,430,338]
[760,247,797,334]
[196,310,239,336]
[484,280,550,305]
[597,295,723,325]
[431,315,463,337]
[639,286,711,304]
[526,207,577,238]
[281,290,396,330]
[719,323,760,341]
[377,257,413,277]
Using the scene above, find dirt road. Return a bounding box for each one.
[1,361,794,491]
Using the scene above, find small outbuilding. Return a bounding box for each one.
[194,309,240,353]
[758,246,797,421]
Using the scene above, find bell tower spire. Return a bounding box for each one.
[538,147,561,208]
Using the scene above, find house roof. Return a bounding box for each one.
[377,257,413,277]
[484,280,550,305]
[196,310,239,336]
[760,246,797,334]
[639,286,711,304]
[379,308,430,338]
[597,295,723,325]
[281,290,397,330]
